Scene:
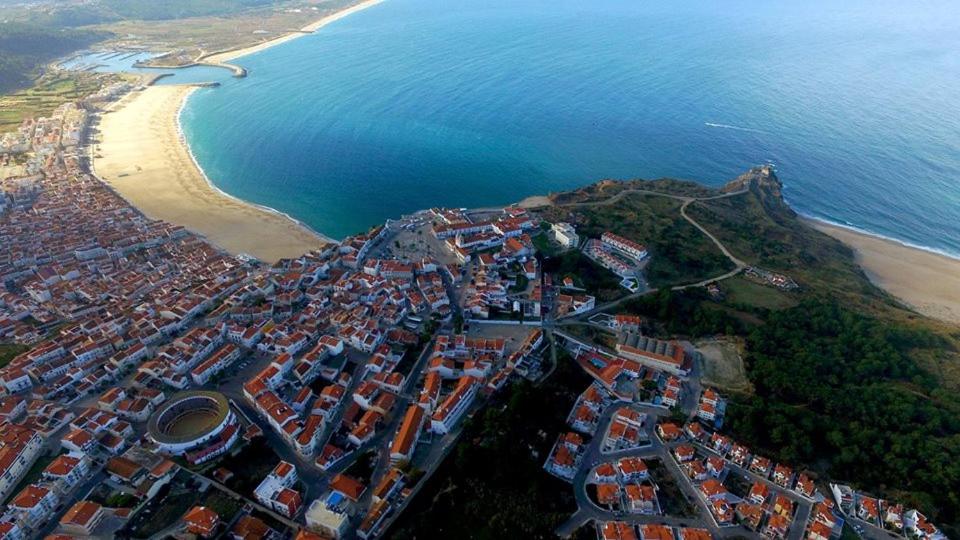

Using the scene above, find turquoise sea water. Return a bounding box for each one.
[175,0,960,253]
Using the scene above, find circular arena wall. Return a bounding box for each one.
[147,390,234,455]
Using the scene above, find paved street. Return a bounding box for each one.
[553,375,817,540]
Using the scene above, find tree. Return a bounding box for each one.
[453,313,464,333]
[727,300,960,532]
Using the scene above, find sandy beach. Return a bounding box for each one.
[203,0,384,65]
[517,194,552,208]
[94,85,329,262]
[810,220,960,325]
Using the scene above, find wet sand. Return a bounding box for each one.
[811,219,960,325]
[94,84,329,262]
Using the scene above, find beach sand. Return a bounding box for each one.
[94,84,329,262]
[811,220,960,325]
[517,194,553,208]
[203,0,384,65]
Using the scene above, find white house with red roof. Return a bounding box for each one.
[7,484,59,528]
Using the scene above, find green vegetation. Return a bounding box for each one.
[685,187,887,312]
[539,193,734,288]
[727,300,960,536]
[509,273,529,293]
[126,473,201,537]
[645,216,735,287]
[0,23,106,93]
[215,440,282,498]
[0,343,29,369]
[721,275,798,311]
[200,490,241,522]
[621,288,746,337]
[548,178,715,205]
[0,71,122,132]
[532,231,563,257]
[540,250,623,301]
[105,492,137,508]
[389,351,590,539]
[343,450,378,484]
[6,0,276,28]
[649,460,697,517]
[96,0,275,21]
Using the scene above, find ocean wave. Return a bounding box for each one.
[704,122,767,134]
[799,212,960,261]
[176,91,336,243]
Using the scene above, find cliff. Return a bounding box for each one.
[722,165,796,223]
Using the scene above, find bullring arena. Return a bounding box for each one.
[147,390,235,455]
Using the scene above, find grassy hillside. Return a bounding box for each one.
[729,301,960,535]
[537,191,734,288]
[4,0,277,27]
[0,23,106,93]
[685,184,890,311]
[536,168,960,535]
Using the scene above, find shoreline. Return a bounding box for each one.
[87,0,960,325]
[201,0,385,65]
[94,81,960,323]
[172,87,334,246]
[89,0,388,262]
[806,217,960,325]
[523,191,960,325]
[93,84,331,262]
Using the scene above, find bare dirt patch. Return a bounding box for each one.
[697,337,753,395]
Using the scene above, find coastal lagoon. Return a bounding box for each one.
[179,0,960,253]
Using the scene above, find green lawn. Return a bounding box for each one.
[0,343,29,369]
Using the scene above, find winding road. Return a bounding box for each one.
[550,187,751,322]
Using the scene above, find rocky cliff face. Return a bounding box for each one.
[723,165,796,221]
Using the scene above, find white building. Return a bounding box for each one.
[41,454,91,488]
[601,231,648,261]
[0,427,43,503]
[254,461,301,517]
[305,498,350,539]
[7,484,59,529]
[430,377,478,434]
[550,222,579,248]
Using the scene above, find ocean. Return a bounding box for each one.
[173,0,958,253]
